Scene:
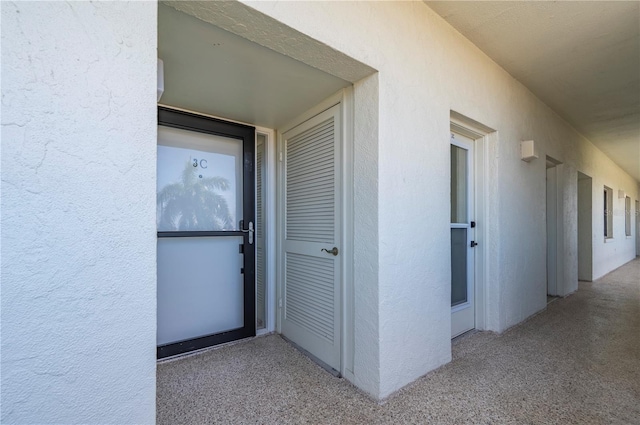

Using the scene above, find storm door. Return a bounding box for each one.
[156,107,255,358]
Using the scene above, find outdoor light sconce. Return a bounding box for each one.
[618,189,626,199]
[157,58,165,102]
[520,140,538,162]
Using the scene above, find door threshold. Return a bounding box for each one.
[451,329,477,343]
[157,332,273,364]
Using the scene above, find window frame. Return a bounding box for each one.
[625,196,631,237]
[604,186,614,239]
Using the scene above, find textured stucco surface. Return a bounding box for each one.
[1,2,157,423]
[351,74,380,395]
[164,0,375,84]
[1,0,638,415]
[237,0,640,398]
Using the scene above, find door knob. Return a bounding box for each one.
[321,247,339,256]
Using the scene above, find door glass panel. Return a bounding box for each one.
[157,236,244,345]
[157,126,243,231]
[451,228,468,306]
[451,145,468,223]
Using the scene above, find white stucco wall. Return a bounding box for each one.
[242,1,639,398]
[2,0,637,414]
[574,141,640,280]
[1,2,157,423]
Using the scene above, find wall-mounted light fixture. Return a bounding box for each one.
[157,59,164,102]
[520,140,538,162]
[618,189,626,199]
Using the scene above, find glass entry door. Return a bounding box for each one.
[156,107,255,358]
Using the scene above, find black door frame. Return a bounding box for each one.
[157,107,256,359]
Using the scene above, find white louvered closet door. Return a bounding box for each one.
[281,104,341,372]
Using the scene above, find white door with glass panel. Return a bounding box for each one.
[156,108,255,358]
[280,104,342,372]
[451,132,475,338]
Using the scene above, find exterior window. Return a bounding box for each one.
[604,186,613,238]
[625,196,631,237]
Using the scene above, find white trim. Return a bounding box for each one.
[450,112,494,139]
[256,328,271,337]
[276,131,283,333]
[450,112,496,332]
[554,163,565,296]
[265,129,277,334]
[451,301,472,313]
[341,86,355,379]
[256,128,277,334]
[278,91,343,135]
[625,196,632,237]
[475,132,494,330]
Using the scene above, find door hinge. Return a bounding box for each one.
[278,298,283,308]
[471,221,476,228]
[279,152,283,162]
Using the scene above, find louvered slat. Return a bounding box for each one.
[287,125,333,149]
[285,252,334,342]
[256,142,263,239]
[286,118,334,243]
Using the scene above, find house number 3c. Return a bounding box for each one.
[192,159,208,169]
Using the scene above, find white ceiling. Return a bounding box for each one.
[158,4,350,129]
[426,1,640,182]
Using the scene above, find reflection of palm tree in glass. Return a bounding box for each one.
[158,162,234,231]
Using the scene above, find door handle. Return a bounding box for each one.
[321,247,339,256]
[470,241,478,248]
[239,220,254,245]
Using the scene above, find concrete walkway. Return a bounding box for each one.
[157,258,640,424]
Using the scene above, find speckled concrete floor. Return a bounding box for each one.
[157,258,640,424]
